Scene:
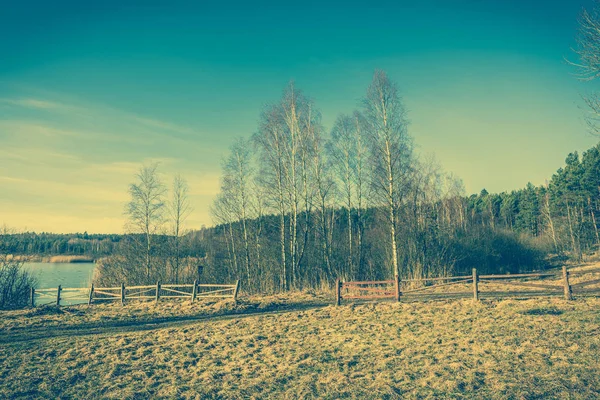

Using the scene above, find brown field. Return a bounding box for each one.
[1,288,600,399]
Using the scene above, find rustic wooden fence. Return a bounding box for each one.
[30,280,240,307]
[336,266,600,305]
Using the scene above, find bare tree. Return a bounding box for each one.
[353,111,369,278]
[573,2,600,132]
[126,163,167,280]
[253,84,321,290]
[221,138,254,283]
[362,70,413,279]
[169,175,192,283]
[254,105,289,290]
[210,193,239,275]
[328,114,356,277]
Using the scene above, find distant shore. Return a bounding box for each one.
[10,255,96,263]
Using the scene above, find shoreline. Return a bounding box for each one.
[11,255,96,263]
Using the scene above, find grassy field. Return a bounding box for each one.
[0,291,329,334]
[2,293,600,399]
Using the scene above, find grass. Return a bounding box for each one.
[1,294,600,399]
[0,291,330,333]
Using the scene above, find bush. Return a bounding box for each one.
[449,228,549,275]
[0,255,36,310]
[0,228,37,310]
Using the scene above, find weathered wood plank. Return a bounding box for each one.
[233,280,240,303]
[479,273,558,279]
[197,284,237,288]
[401,278,472,294]
[479,280,561,290]
[563,266,573,300]
[479,291,561,298]
[88,284,94,305]
[125,285,156,290]
[196,288,235,296]
[191,279,197,303]
[402,275,472,282]
[343,280,395,286]
[93,290,121,297]
[126,288,155,296]
[569,268,600,276]
[342,292,395,299]
[161,284,195,288]
[343,286,394,294]
[161,287,193,296]
[571,278,600,288]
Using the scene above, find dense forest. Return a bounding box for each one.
[2,232,122,258]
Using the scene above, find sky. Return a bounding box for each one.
[1,0,599,234]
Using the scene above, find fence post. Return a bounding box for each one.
[233,280,240,304]
[472,268,479,301]
[562,266,572,300]
[191,279,197,303]
[88,283,94,305]
[395,274,400,302]
[336,279,341,306]
[121,283,125,305]
[155,281,161,302]
[30,287,35,307]
[56,285,62,307]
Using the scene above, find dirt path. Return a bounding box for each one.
[0,302,330,345]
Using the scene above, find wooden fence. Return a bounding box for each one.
[336,266,600,305]
[30,280,240,307]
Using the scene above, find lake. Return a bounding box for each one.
[23,262,97,289]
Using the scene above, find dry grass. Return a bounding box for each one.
[0,291,330,333]
[1,294,600,399]
[9,255,95,263]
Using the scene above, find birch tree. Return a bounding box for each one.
[221,138,254,283]
[328,114,356,277]
[169,175,191,283]
[362,70,412,279]
[254,105,289,290]
[126,163,167,281]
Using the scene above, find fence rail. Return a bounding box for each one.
[30,280,240,307]
[336,266,600,305]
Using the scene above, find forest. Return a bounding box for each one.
[200,114,600,292]
[7,71,597,294]
[4,71,600,294]
[186,71,600,294]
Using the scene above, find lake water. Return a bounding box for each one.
[23,262,97,289]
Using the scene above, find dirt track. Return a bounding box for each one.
[0,302,329,345]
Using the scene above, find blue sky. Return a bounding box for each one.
[1,0,598,233]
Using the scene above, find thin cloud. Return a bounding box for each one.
[1,94,201,142]
[0,98,77,111]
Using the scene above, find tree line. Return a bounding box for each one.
[8,72,600,295]
[7,74,600,296]
[202,71,552,294]
[2,232,121,258]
